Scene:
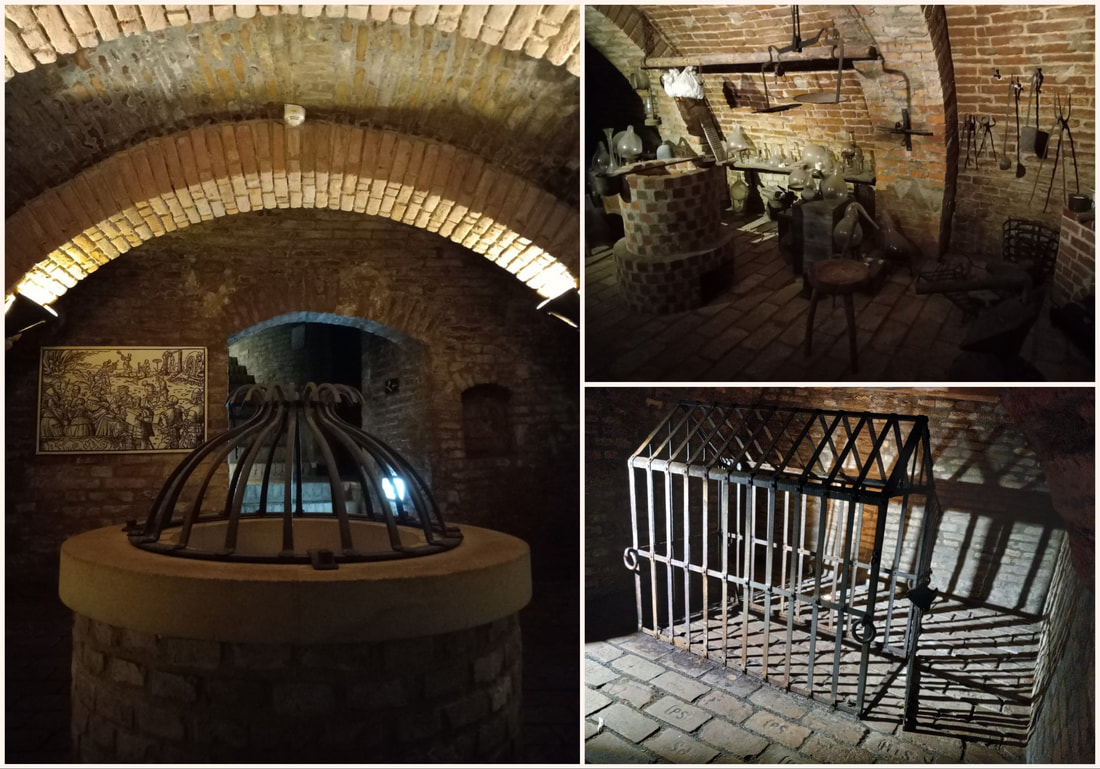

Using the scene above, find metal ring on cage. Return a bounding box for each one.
[623,547,640,571]
[851,616,876,644]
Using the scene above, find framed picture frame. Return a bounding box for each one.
[37,346,207,455]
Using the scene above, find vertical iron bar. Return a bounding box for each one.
[281,403,296,552]
[665,468,674,640]
[647,462,658,636]
[830,496,858,706]
[785,490,799,690]
[885,492,911,650]
[797,492,807,620]
[808,493,829,693]
[741,483,753,670]
[702,476,710,659]
[763,483,776,680]
[721,478,730,666]
[856,500,891,715]
[683,470,691,650]
[629,463,642,630]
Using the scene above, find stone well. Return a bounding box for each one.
[614,162,735,314]
[60,521,530,763]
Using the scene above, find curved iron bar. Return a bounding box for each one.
[139,385,272,541]
[312,400,405,552]
[129,382,463,564]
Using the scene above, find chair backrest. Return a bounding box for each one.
[1003,219,1059,284]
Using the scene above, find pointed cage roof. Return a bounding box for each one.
[630,401,936,502]
[128,382,462,565]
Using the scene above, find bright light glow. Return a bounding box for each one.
[382,476,407,502]
[4,295,15,313]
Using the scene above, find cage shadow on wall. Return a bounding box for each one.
[624,402,942,726]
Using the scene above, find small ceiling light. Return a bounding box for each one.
[284,104,306,127]
[537,288,579,329]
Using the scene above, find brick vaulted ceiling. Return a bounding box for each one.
[5,4,582,304]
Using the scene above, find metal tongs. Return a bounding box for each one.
[756,46,801,113]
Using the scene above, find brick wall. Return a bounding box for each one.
[590,5,1096,264]
[71,612,522,762]
[586,387,1062,618]
[1052,208,1095,305]
[1026,539,1095,763]
[5,209,578,580]
[361,332,433,465]
[945,5,1096,260]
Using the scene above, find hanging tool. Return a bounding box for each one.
[1021,68,1050,158]
[998,81,1013,170]
[962,115,976,169]
[794,36,845,103]
[1029,98,1063,205]
[1012,78,1025,178]
[775,5,825,55]
[975,116,997,167]
[1040,95,1080,213]
[755,46,802,113]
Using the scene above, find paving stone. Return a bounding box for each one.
[962,740,1020,763]
[585,730,654,764]
[697,719,768,758]
[748,684,810,719]
[600,678,657,709]
[585,687,612,716]
[585,659,620,687]
[700,668,763,698]
[651,670,710,702]
[696,690,754,724]
[610,654,666,682]
[861,731,934,763]
[899,727,964,758]
[657,647,720,679]
[800,732,876,763]
[744,711,811,750]
[644,695,712,732]
[753,743,810,764]
[585,641,625,664]
[644,727,720,764]
[584,719,600,740]
[615,634,673,661]
[799,705,869,745]
[598,702,661,743]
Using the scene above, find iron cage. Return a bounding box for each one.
[624,401,942,724]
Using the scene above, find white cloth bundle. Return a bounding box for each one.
[661,66,705,99]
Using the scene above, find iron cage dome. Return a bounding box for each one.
[624,401,942,726]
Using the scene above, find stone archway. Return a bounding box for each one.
[6,120,579,305]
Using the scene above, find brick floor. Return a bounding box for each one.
[585,595,1032,763]
[584,212,1092,382]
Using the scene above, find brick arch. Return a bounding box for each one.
[5,120,579,306]
[4,4,581,79]
[228,311,425,351]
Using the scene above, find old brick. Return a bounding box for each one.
[273,681,336,717]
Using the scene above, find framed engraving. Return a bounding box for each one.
[37,346,207,454]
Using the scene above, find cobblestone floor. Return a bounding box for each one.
[5,573,578,764]
[584,215,1092,383]
[585,594,1033,764]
